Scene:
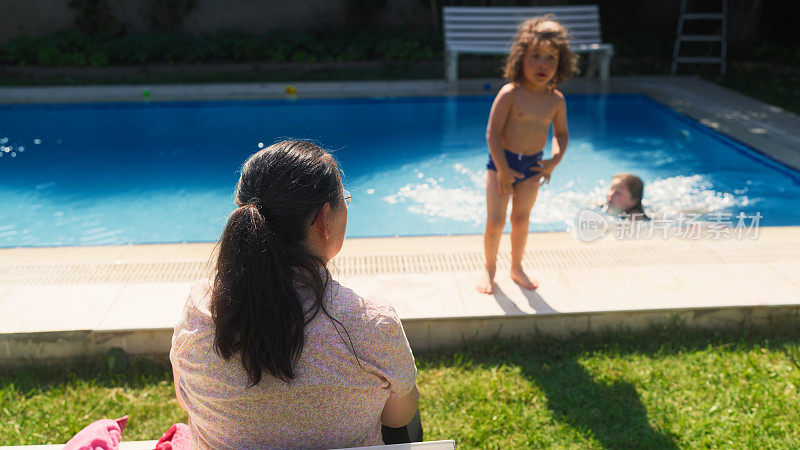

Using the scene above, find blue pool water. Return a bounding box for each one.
[1,94,798,247]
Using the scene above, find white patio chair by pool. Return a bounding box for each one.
[442,4,614,85]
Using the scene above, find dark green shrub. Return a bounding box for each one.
[380,38,436,61]
[1,35,38,65]
[36,47,62,66]
[89,51,110,66]
[291,50,317,63]
[0,28,444,66]
[102,36,148,64]
[66,52,88,66]
[752,42,800,65]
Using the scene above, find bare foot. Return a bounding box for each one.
[510,266,539,290]
[476,266,496,294]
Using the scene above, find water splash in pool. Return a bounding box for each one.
[644,175,754,218]
[382,169,756,233]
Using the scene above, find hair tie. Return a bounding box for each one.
[242,198,267,216]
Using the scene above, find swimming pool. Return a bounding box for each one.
[1,94,798,247]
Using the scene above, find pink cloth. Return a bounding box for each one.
[63,416,128,450]
[154,423,191,450]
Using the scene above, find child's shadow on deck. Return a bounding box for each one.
[492,285,558,315]
[521,358,678,449]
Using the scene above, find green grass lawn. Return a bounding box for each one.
[4,321,800,447]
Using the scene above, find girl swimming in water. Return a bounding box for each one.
[605,173,648,220]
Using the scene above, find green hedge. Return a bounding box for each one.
[0,29,442,67]
[3,28,796,69]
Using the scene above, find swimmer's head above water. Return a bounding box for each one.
[606,173,646,217]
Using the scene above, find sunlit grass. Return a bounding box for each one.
[419,324,800,448]
[3,321,800,447]
[1,357,186,444]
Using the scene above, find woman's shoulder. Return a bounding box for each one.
[175,278,214,328]
[170,279,215,361]
[325,279,414,372]
[188,278,213,314]
[327,279,400,325]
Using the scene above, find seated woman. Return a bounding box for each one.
[170,140,419,448]
[605,173,648,220]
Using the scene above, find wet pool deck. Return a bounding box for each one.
[1,76,799,360]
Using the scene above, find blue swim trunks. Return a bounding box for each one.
[486,149,544,183]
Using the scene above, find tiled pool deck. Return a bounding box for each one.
[1,76,799,360]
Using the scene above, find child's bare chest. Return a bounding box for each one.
[510,96,557,125]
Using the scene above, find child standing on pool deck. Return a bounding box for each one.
[478,17,577,294]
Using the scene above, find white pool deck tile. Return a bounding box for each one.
[96,282,193,330]
[661,262,800,307]
[342,272,468,319]
[2,229,800,340]
[0,284,124,333]
[538,265,686,312]
[767,261,800,290]
[517,269,577,313]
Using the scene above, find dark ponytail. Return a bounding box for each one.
[211,140,344,385]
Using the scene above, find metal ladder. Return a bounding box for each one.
[671,0,727,76]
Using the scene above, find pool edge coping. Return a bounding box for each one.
[2,303,798,361]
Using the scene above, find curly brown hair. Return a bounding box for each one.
[503,16,578,88]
